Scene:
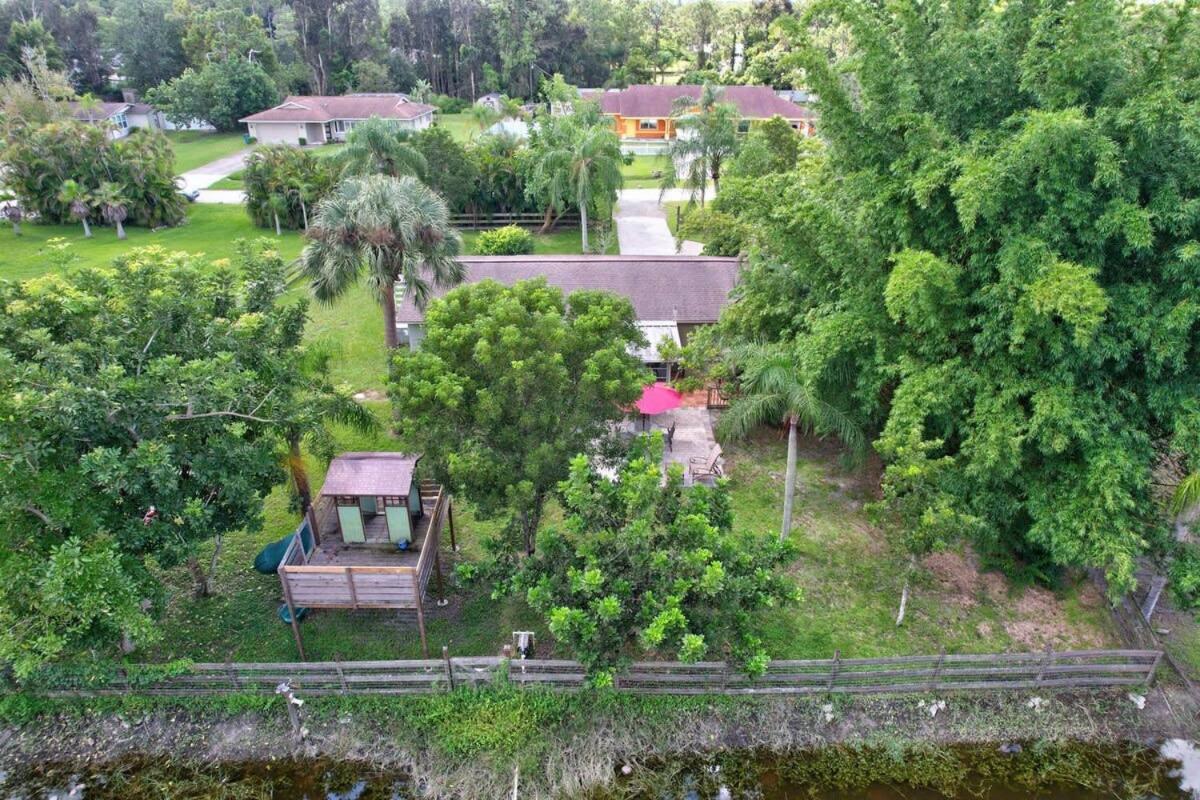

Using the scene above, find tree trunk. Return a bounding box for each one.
[780,416,798,541]
[288,436,313,513]
[300,200,309,230]
[539,204,556,234]
[82,218,92,238]
[273,210,282,236]
[116,219,126,240]
[382,277,399,349]
[580,203,589,253]
[896,555,916,626]
[187,555,213,597]
[520,497,545,556]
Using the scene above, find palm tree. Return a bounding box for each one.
[660,84,740,206]
[717,343,865,541]
[94,181,129,239]
[528,118,624,253]
[468,103,500,133]
[335,116,427,179]
[300,175,464,349]
[58,179,93,238]
[411,78,433,104]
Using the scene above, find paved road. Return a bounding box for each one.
[613,188,704,255]
[179,149,251,193]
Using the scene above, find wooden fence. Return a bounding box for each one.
[38,648,1160,698]
[449,211,580,230]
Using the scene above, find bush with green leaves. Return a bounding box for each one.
[475,224,535,255]
[146,57,278,132]
[513,437,798,682]
[1,121,185,228]
[243,144,334,232]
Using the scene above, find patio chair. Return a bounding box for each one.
[689,444,722,480]
[664,422,676,452]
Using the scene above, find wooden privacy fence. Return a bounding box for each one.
[449,211,581,230]
[38,649,1159,698]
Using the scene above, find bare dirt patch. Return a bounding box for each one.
[1003,585,1108,651]
[923,550,984,609]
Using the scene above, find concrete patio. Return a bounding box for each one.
[622,407,724,484]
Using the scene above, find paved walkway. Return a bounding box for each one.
[614,188,704,255]
[179,149,251,193]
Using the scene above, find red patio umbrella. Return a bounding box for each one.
[634,382,682,429]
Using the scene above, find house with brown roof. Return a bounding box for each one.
[239,93,435,146]
[69,100,139,138]
[587,84,816,141]
[395,255,740,381]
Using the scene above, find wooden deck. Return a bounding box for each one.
[305,495,437,569]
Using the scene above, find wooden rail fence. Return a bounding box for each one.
[37,648,1160,698]
[449,211,581,230]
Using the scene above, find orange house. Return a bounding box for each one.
[584,85,816,139]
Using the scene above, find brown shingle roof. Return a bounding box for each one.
[69,101,130,121]
[240,94,435,124]
[598,84,814,121]
[395,255,740,324]
[319,452,421,498]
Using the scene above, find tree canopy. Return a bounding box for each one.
[0,242,319,675]
[389,278,649,554]
[713,0,1200,594]
[513,438,798,683]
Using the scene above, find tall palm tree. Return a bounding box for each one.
[94,181,128,239]
[660,84,740,206]
[300,175,464,349]
[335,116,428,179]
[58,179,93,237]
[468,104,500,132]
[411,78,433,104]
[717,343,865,541]
[528,118,624,252]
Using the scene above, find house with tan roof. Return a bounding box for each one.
[586,84,816,142]
[239,93,435,146]
[395,255,740,381]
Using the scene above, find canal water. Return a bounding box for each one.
[2,740,1196,799]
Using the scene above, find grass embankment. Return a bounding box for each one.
[165,131,248,173]
[0,685,1188,799]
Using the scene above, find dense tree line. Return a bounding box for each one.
[0,0,801,108]
[699,0,1200,602]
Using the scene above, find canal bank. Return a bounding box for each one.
[1,687,1196,797]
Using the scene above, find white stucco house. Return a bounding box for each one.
[239,94,435,145]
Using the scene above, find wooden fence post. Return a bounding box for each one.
[335,654,348,694]
[827,650,841,692]
[928,649,945,692]
[447,502,458,552]
[1148,650,1164,687]
[226,659,240,692]
[443,645,456,692]
[1035,645,1053,686]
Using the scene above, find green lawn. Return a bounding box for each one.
[0,204,303,282]
[434,112,478,143]
[209,169,244,190]
[622,154,672,189]
[166,131,248,173]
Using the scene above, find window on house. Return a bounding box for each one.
[112,113,128,130]
[639,119,659,131]
[646,362,671,382]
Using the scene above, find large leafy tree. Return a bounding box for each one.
[515,439,797,683]
[389,278,649,554]
[105,0,187,93]
[717,0,1200,595]
[0,243,312,675]
[300,174,463,350]
[147,58,279,133]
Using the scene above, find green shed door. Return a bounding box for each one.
[337,504,366,543]
[386,505,412,544]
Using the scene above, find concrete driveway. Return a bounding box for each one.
[179,149,251,193]
[194,189,246,204]
[614,188,704,255]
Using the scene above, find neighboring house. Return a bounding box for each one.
[239,94,435,145]
[484,118,530,139]
[395,255,740,381]
[476,92,504,111]
[594,84,817,139]
[69,101,134,138]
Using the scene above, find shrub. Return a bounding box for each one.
[243,144,334,230]
[430,94,469,114]
[475,224,534,255]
